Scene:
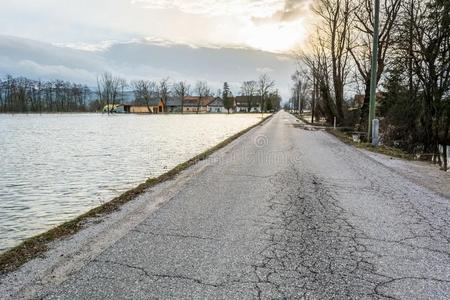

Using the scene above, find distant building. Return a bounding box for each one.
[166,97,182,112]
[110,98,165,114]
[183,96,214,113]
[103,104,120,113]
[113,104,126,113]
[208,97,227,113]
[234,96,261,113]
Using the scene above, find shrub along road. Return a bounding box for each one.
[1,111,449,299]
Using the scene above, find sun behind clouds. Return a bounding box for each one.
[243,19,307,53]
[134,0,312,53]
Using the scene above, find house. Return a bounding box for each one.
[235,96,261,113]
[103,104,120,113]
[121,98,165,114]
[166,97,182,112]
[207,97,227,113]
[113,104,126,113]
[183,96,215,113]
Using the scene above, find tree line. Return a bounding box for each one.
[0,73,281,114]
[291,0,450,170]
[0,75,91,113]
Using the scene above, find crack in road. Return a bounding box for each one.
[130,229,219,241]
[95,259,221,288]
[246,158,449,299]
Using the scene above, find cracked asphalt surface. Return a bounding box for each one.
[5,111,450,299]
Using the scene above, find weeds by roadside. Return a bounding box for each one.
[326,128,414,160]
[290,112,413,160]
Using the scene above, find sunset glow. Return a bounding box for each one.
[0,0,312,53]
[243,20,307,53]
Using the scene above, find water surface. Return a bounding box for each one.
[0,113,262,251]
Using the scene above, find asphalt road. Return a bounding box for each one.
[4,111,450,299]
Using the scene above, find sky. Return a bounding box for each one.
[0,0,314,99]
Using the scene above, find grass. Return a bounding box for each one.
[0,114,272,275]
[290,112,413,160]
[326,128,414,160]
[290,112,312,125]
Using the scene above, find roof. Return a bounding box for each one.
[235,96,260,107]
[208,97,224,107]
[124,97,163,107]
[147,97,163,106]
[166,97,182,106]
[183,96,215,107]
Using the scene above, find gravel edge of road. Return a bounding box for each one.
[324,125,450,200]
[0,114,273,275]
[291,114,450,199]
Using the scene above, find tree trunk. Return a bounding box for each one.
[359,79,371,131]
[311,74,316,124]
[334,78,344,123]
[442,144,448,171]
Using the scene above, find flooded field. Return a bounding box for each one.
[0,113,262,252]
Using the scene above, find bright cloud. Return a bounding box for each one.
[132,0,284,18]
[132,0,312,52]
[0,0,312,53]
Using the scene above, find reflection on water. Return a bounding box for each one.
[0,113,261,252]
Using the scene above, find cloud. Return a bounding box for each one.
[0,0,312,53]
[53,40,118,52]
[256,67,274,73]
[252,0,313,24]
[20,60,97,83]
[0,35,296,99]
[131,0,283,18]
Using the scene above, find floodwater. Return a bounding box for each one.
[0,113,262,252]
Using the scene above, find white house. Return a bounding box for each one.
[207,97,227,113]
[234,96,261,113]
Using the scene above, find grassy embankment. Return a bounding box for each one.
[0,114,273,275]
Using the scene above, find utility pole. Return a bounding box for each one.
[408,0,414,95]
[311,64,316,124]
[368,0,380,141]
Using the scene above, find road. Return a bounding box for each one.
[2,111,450,299]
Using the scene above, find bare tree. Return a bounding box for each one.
[97,72,120,115]
[241,81,257,112]
[194,81,210,114]
[118,78,128,104]
[312,0,355,123]
[159,77,171,112]
[132,80,158,113]
[173,81,190,113]
[301,41,323,121]
[258,74,275,112]
[291,70,310,113]
[407,0,450,161]
[268,89,282,111]
[349,0,402,128]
